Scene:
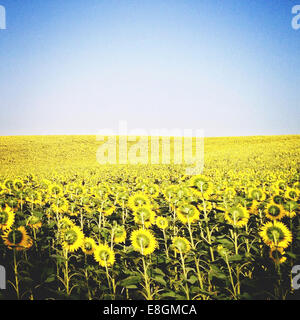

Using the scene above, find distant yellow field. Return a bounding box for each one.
[0,135,299,178]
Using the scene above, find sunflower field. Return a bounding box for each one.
[0,135,300,300]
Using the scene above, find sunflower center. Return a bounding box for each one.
[174,239,187,252]
[0,211,8,224]
[267,227,284,243]
[64,230,78,245]
[8,230,23,245]
[99,250,109,261]
[136,234,150,248]
[268,205,280,217]
[84,242,93,251]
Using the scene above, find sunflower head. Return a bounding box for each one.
[2,226,32,251]
[189,175,213,197]
[130,228,157,255]
[58,217,75,230]
[0,206,15,230]
[146,184,160,198]
[172,237,191,255]
[259,221,292,249]
[133,206,156,228]
[113,225,127,244]
[264,202,285,221]
[94,244,115,267]
[27,214,42,229]
[269,247,286,265]
[177,203,200,224]
[81,237,96,255]
[13,179,24,191]
[156,216,169,230]
[285,187,298,201]
[272,193,284,205]
[224,206,249,228]
[48,184,63,197]
[60,225,84,252]
[284,200,298,218]
[248,188,266,201]
[128,192,151,211]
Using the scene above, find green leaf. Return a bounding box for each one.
[118,275,142,288]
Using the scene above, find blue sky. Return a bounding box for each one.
[0,0,299,137]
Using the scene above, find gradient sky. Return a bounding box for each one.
[0,0,299,137]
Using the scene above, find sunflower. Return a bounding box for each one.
[113,225,127,244]
[248,200,259,215]
[172,237,191,254]
[269,247,286,264]
[275,180,286,191]
[224,206,249,228]
[163,185,178,202]
[133,206,156,228]
[248,187,266,201]
[2,226,32,251]
[3,179,14,191]
[27,214,42,229]
[60,225,84,252]
[156,216,169,230]
[264,202,285,221]
[259,221,292,248]
[131,228,157,255]
[177,203,200,224]
[284,200,298,218]
[13,179,24,191]
[189,175,213,198]
[145,184,160,198]
[48,183,63,197]
[101,200,115,216]
[51,197,69,213]
[285,187,298,201]
[58,216,75,230]
[0,206,15,230]
[81,237,96,255]
[128,192,151,211]
[94,244,115,267]
[272,193,284,205]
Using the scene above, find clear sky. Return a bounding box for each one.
[0,0,299,137]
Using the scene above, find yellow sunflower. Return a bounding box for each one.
[131,228,157,255]
[269,247,286,264]
[177,203,200,224]
[145,184,160,198]
[2,226,32,251]
[264,202,285,221]
[224,206,249,228]
[285,187,298,201]
[259,221,292,248]
[51,197,69,213]
[189,175,213,198]
[128,192,151,211]
[58,216,75,230]
[60,225,84,252]
[81,237,96,255]
[156,216,169,230]
[0,206,15,230]
[48,183,63,197]
[27,214,42,229]
[13,179,24,191]
[248,187,266,201]
[284,200,298,218]
[172,237,191,254]
[113,225,127,244]
[133,206,156,228]
[94,244,115,267]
